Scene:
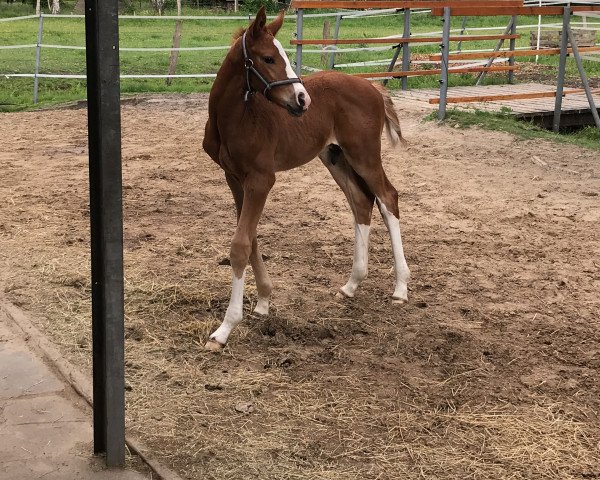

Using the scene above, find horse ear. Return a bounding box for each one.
[266,9,285,37]
[250,6,267,38]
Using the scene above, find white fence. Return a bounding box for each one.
[1,5,599,103]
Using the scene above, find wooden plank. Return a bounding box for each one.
[291,34,520,45]
[393,82,600,117]
[430,5,600,16]
[428,88,600,104]
[429,45,600,61]
[352,64,517,79]
[291,1,522,10]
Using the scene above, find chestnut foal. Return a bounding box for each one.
[202,7,410,350]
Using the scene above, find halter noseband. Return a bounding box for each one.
[242,30,303,102]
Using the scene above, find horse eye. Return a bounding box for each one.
[263,56,275,64]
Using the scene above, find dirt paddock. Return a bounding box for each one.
[1,94,599,479]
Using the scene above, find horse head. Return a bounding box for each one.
[243,7,311,116]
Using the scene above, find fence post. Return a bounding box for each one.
[295,8,304,76]
[33,13,44,104]
[84,0,126,467]
[476,16,514,86]
[457,16,467,53]
[401,8,410,90]
[567,21,600,129]
[508,15,517,83]
[166,20,183,86]
[438,7,451,121]
[383,44,402,87]
[553,6,570,133]
[328,14,342,69]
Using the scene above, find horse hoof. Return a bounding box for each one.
[205,339,225,351]
[253,298,269,316]
[337,287,354,298]
[392,297,407,305]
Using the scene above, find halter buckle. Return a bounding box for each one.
[244,58,254,69]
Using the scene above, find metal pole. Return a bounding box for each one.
[535,0,542,63]
[476,17,514,86]
[84,0,126,468]
[328,14,342,70]
[295,8,304,76]
[567,22,600,129]
[456,16,467,53]
[401,8,410,91]
[383,44,402,87]
[508,15,517,84]
[33,14,44,104]
[438,7,451,121]
[553,7,570,133]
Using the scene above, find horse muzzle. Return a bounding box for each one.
[286,90,311,117]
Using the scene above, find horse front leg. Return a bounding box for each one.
[206,171,275,350]
[225,173,273,315]
[249,235,273,315]
[319,144,375,298]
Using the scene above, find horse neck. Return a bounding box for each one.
[212,41,246,100]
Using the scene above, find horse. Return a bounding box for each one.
[202,7,411,350]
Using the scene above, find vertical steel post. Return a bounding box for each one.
[33,14,44,104]
[508,15,517,84]
[383,44,402,87]
[401,8,411,90]
[456,16,467,53]
[476,17,514,86]
[328,14,342,70]
[84,0,126,468]
[438,7,451,121]
[535,0,542,63]
[567,23,600,129]
[553,7,570,133]
[295,8,304,76]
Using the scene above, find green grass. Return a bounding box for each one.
[0,3,599,112]
[428,109,600,151]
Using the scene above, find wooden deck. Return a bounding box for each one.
[394,83,600,128]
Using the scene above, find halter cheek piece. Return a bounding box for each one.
[242,30,304,102]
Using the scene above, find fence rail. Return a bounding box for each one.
[2,4,600,110]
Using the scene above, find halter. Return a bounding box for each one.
[242,30,304,102]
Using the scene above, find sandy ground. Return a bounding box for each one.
[1,93,599,479]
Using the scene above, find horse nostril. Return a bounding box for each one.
[297,92,305,107]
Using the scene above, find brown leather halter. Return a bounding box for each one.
[242,30,303,102]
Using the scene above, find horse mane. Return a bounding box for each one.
[232,27,246,41]
[232,23,278,44]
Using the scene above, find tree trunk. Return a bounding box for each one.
[36,0,41,16]
[151,0,165,15]
[50,0,60,15]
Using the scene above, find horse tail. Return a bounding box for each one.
[372,83,406,147]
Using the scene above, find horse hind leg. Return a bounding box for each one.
[339,145,411,303]
[376,191,410,303]
[319,144,375,298]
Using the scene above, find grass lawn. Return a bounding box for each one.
[1,3,599,111]
[428,109,600,151]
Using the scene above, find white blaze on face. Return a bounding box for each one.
[272,38,312,109]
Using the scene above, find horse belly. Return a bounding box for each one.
[274,132,329,172]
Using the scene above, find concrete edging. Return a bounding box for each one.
[1,300,184,480]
